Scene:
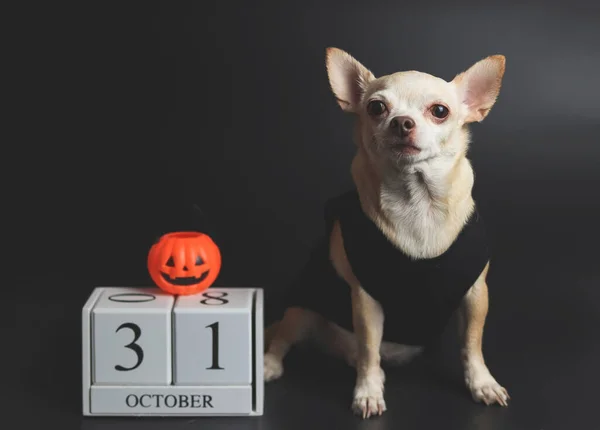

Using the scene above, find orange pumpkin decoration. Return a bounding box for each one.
[147,231,221,295]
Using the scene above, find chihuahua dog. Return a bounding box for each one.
[263,47,509,419]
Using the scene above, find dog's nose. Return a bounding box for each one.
[390,116,415,137]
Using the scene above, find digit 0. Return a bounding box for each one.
[108,293,156,303]
[200,291,229,305]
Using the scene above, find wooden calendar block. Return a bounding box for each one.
[90,386,253,415]
[90,287,174,385]
[82,286,264,417]
[173,288,254,385]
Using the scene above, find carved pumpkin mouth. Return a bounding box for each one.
[160,270,210,286]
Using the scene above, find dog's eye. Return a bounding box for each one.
[431,104,449,119]
[367,100,387,116]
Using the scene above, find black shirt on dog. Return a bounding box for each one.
[284,189,490,347]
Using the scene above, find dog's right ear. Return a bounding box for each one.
[325,47,375,113]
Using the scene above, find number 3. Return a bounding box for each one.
[115,322,144,371]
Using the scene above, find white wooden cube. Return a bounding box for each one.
[82,286,264,417]
[91,287,174,385]
[173,288,253,385]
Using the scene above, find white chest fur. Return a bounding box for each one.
[375,157,475,260]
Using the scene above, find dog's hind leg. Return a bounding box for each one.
[263,307,324,382]
[315,322,423,367]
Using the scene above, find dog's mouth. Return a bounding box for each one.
[391,142,421,156]
[161,270,209,286]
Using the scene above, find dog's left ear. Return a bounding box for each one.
[452,55,506,123]
[325,47,375,113]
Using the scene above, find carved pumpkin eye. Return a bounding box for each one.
[165,255,204,267]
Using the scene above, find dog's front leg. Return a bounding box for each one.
[329,220,386,418]
[458,263,510,406]
[350,285,386,418]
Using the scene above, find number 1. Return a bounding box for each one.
[205,322,223,370]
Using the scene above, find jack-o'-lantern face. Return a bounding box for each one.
[147,232,221,295]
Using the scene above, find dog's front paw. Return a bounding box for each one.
[263,353,284,382]
[467,372,510,407]
[352,391,386,419]
[351,367,386,419]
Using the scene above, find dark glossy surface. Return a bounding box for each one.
[7,0,600,428]
[5,258,600,430]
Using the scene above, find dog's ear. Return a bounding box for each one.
[452,55,506,123]
[325,47,375,113]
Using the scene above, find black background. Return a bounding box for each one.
[6,1,600,429]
